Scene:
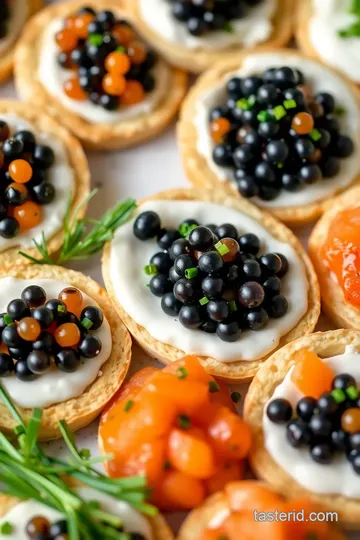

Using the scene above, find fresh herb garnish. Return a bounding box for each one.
[208,381,220,393]
[338,0,360,37]
[176,366,188,379]
[223,21,234,33]
[18,190,136,265]
[231,391,241,403]
[0,386,156,540]
[177,414,191,430]
[0,522,13,535]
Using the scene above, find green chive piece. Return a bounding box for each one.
[3,314,13,326]
[223,21,233,33]
[116,46,126,52]
[215,240,230,256]
[257,110,271,122]
[0,522,13,535]
[283,99,297,109]
[57,304,66,313]
[162,459,171,470]
[309,128,321,141]
[79,448,91,459]
[209,381,220,393]
[88,33,103,46]
[335,105,346,116]
[13,424,25,435]
[229,300,237,312]
[237,98,249,111]
[331,388,346,403]
[176,366,188,379]
[87,500,101,510]
[185,224,198,237]
[231,391,241,403]
[185,267,198,279]
[346,386,359,400]
[277,163,284,169]
[144,264,158,275]
[199,296,209,306]
[177,414,191,430]
[247,95,256,108]
[124,400,134,412]
[272,105,286,121]
[178,223,189,236]
[81,317,93,330]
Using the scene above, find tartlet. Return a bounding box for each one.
[0,264,132,441]
[244,329,360,528]
[0,100,89,270]
[309,186,360,330]
[0,0,42,84]
[14,0,188,150]
[102,187,320,382]
[178,48,360,225]
[129,0,294,73]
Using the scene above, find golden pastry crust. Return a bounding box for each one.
[0,0,43,84]
[308,186,360,330]
[244,329,360,528]
[14,0,188,150]
[101,187,320,383]
[177,48,360,226]
[129,0,294,74]
[0,495,174,539]
[178,482,346,540]
[0,100,90,270]
[0,265,132,441]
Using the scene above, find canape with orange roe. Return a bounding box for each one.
[177,480,345,540]
[98,355,251,511]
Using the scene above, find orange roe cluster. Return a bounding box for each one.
[55,6,157,110]
[99,355,251,511]
[0,119,56,239]
[202,481,333,540]
[321,206,360,307]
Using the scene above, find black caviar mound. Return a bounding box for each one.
[0,0,10,40]
[0,119,56,239]
[0,285,103,382]
[267,373,360,474]
[168,0,263,37]
[134,210,289,342]
[56,6,158,111]
[209,65,355,201]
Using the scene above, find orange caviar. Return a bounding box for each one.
[14,202,42,231]
[219,238,240,263]
[58,287,83,315]
[64,76,88,100]
[102,73,126,96]
[55,28,78,53]
[99,355,250,510]
[105,51,131,75]
[291,112,314,135]
[54,322,81,348]
[112,24,135,46]
[73,13,94,39]
[17,317,41,341]
[210,117,231,143]
[8,159,33,184]
[341,408,360,433]
[321,206,360,306]
[290,349,334,399]
[120,80,145,106]
[127,41,147,64]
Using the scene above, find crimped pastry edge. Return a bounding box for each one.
[101,187,320,383]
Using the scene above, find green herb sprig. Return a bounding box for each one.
[18,190,136,265]
[0,386,156,540]
[338,0,360,38]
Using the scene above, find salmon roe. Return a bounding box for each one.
[127,41,147,64]
[321,207,360,306]
[64,76,88,100]
[54,322,81,348]
[8,159,33,183]
[105,51,131,75]
[74,13,94,39]
[120,80,145,106]
[102,73,126,96]
[290,348,334,398]
[14,202,42,231]
[99,355,251,511]
[58,287,83,315]
[55,28,78,52]
[17,317,41,341]
[112,24,135,46]
[291,112,314,135]
[210,117,231,144]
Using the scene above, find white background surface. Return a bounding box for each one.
[0,1,357,537]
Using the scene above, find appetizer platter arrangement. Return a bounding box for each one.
[1,0,360,538]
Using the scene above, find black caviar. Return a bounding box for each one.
[134,211,289,342]
[209,65,354,201]
[0,0,10,40]
[56,7,158,111]
[266,373,360,473]
[0,119,56,239]
[168,0,263,36]
[0,285,103,382]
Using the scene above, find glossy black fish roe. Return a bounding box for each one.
[208,66,354,201]
[135,210,290,342]
[267,372,360,474]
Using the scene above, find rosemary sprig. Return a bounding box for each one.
[0,386,157,540]
[18,189,136,265]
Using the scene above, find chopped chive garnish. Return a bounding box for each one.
[185,267,198,279]
[346,386,358,399]
[199,296,209,306]
[179,223,197,237]
[144,264,158,275]
[0,522,13,535]
[79,448,91,459]
[57,304,66,312]
[116,46,126,52]
[209,381,220,393]
[124,400,134,412]
[247,94,256,108]
[215,240,230,256]
[272,105,286,121]
[338,22,360,38]
[81,317,93,329]
[309,128,321,141]
[162,459,171,470]
[87,500,101,510]
[257,110,271,122]
[277,163,284,169]
[13,424,24,435]
[335,105,346,116]
[283,99,297,109]
[177,414,191,430]
[88,33,103,46]
[331,388,346,403]
[237,98,250,111]
[229,300,237,312]
[3,314,13,326]
[231,391,241,403]
[176,366,188,379]
[223,21,234,33]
